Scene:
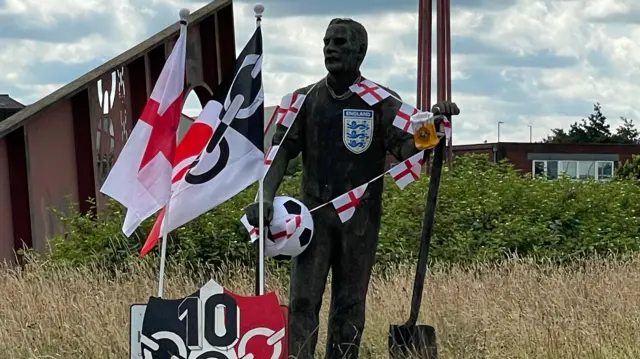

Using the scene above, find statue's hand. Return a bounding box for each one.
[431,101,460,117]
[244,200,274,227]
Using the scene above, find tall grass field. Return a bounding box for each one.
[2,255,640,358]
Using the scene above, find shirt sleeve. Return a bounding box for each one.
[379,88,417,161]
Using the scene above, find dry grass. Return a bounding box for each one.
[2,255,640,359]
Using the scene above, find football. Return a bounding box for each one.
[240,196,314,260]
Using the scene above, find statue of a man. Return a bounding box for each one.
[245,18,459,359]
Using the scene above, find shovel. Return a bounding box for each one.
[388,122,447,359]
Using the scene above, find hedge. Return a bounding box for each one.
[43,154,640,271]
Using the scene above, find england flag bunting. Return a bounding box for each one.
[139,26,265,256]
[100,19,187,237]
[263,144,279,174]
[285,215,302,238]
[442,117,452,142]
[275,92,305,128]
[239,213,300,251]
[240,215,260,242]
[393,102,419,134]
[331,183,368,223]
[388,150,425,190]
[349,78,391,106]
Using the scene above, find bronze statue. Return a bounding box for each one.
[245,18,459,359]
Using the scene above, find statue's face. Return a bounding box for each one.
[323,24,362,74]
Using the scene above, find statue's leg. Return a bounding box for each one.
[288,195,335,359]
[325,198,382,359]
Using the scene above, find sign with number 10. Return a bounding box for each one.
[130,279,285,359]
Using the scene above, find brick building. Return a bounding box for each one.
[452,142,640,180]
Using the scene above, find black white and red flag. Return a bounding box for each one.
[140,26,265,255]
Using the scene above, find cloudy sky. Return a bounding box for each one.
[1,0,639,144]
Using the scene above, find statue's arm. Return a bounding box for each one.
[380,89,422,162]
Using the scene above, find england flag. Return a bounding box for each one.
[331,183,368,223]
[140,26,265,255]
[100,17,187,237]
[388,150,425,190]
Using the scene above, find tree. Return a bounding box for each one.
[611,117,639,144]
[544,103,637,144]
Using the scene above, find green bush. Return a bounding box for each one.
[616,154,640,181]
[45,154,640,271]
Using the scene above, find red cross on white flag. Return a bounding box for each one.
[285,215,302,238]
[276,92,305,128]
[388,151,425,190]
[240,214,259,242]
[331,183,368,223]
[393,103,419,134]
[349,79,390,106]
[262,144,281,179]
[264,144,279,165]
[442,118,452,142]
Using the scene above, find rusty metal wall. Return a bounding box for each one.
[0,138,13,263]
[25,100,79,250]
[0,0,237,258]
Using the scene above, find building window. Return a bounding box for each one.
[597,161,613,180]
[533,160,546,177]
[558,160,578,179]
[532,160,613,181]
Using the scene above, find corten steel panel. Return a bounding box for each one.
[87,67,134,212]
[6,127,32,256]
[26,100,79,251]
[0,0,234,140]
[0,138,14,263]
[71,89,97,216]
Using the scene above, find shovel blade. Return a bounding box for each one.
[388,324,438,359]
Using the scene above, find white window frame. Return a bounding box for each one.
[595,160,614,181]
[558,160,579,180]
[532,160,614,181]
[532,160,547,178]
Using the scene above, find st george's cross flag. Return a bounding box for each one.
[100,20,187,237]
[393,102,419,134]
[275,92,305,128]
[139,103,220,256]
[139,279,285,359]
[388,150,425,190]
[139,26,265,255]
[331,183,368,223]
[349,78,391,106]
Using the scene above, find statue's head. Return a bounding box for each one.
[323,18,368,75]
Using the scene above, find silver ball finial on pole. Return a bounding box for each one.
[179,8,190,23]
[254,3,264,19]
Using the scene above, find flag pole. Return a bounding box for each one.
[157,8,190,298]
[254,3,265,297]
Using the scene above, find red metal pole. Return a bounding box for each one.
[436,0,444,102]
[444,0,452,170]
[424,0,432,111]
[417,0,424,111]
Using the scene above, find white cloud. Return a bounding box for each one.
[2,0,640,145]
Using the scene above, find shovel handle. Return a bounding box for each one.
[406,126,447,326]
